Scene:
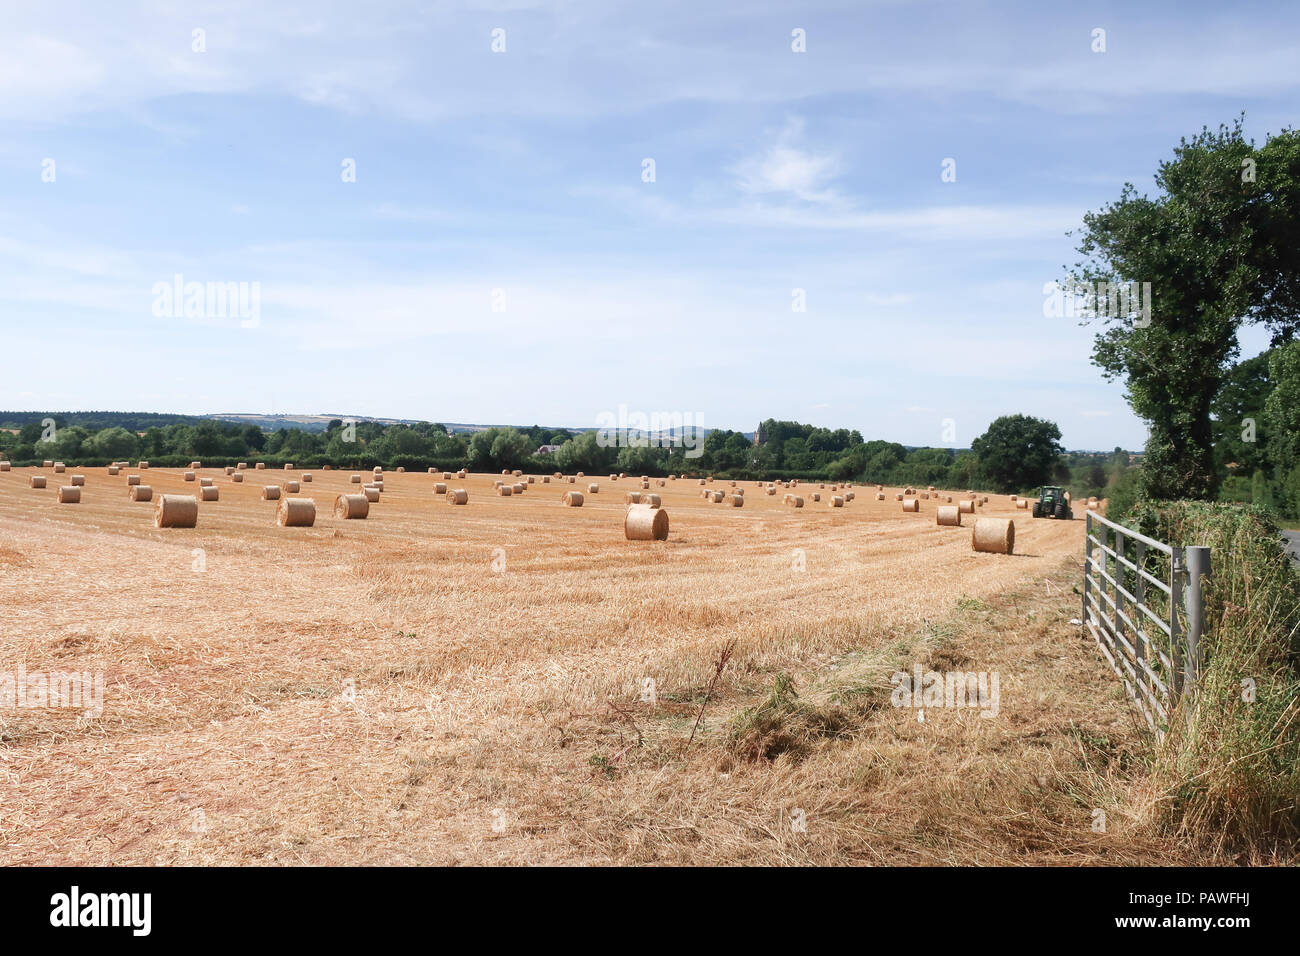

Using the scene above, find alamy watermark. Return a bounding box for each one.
[890,666,999,719]
[595,405,705,458]
[2,664,104,718]
[152,273,260,328]
[1043,279,1151,327]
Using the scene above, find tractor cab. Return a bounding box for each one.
[1032,485,1073,520]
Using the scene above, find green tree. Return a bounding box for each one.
[1072,119,1300,500]
[971,415,1063,493]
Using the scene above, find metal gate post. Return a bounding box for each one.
[1083,512,1092,624]
[1170,547,1185,698]
[1184,546,1211,691]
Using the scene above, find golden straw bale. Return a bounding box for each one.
[279,497,316,526]
[625,503,669,540]
[57,486,80,503]
[937,506,961,527]
[334,494,369,519]
[972,518,1015,554]
[156,494,198,528]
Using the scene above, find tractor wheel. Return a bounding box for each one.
[1032,502,1043,518]
[1054,503,1067,520]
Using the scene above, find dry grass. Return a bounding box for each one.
[0,467,1222,864]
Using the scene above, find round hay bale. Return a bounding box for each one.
[928,485,935,492]
[921,492,929,500]
[812,493,821,502]
[830,495,844,508]
[351,474,362,484]
[334,494,369,519]
[588,483,599,493]
[394,466,403,473]
[972,517,1015,554]
[902,497,919,512]
[322,465,332,471]
[130,485,153,502]
[958,499,976,514]
[946,496,953,503]
[286,463,296,471]
[876,492,885,500]
[434,482,448,495]
[512,483,524,493]
[226,466,236,475]
[201,486,219,501]
[107,466,119,476]
[497,484,513,497]
[766,487,776,496]
[458,470,467,479]
[562,491,584,507]
[30,475,47,488]
[443,473,452,480]
[156,494,198,528]
[626,491,642,504]
[641,480,650,490]
[619,473,627,479]
[645,493,662,508]
[698,479,705,486]
[543,476,551,483]
[575,472,584,478]
[135,461,146,470]
[447,489,469,505]
[184,471,196,481]
[57,486,80,503]
[845,492,855,502]
[1015,498,1028,509]
[231,472,244,483]
[625,504,669,540]
[783,493,794,504]
[515,469,525,477]
[255,462,265,470]
[375,467,384,475]
[127,474,141,486]
[363,487,381,502]
[502,469,510,475]
[284,480,300,494]
[937,505,961,526]
[70,474,85,486]
[0,461,9,471]
[731,494,744,507]
[710,490,724,503]
[302,473,313,482]
[792,496,804,508]
[262,485,281,500]
[42,460,53,468]
[279,497,317,527]
[200,477,214,487]
[527,476,534,484]
[735,488,744,497]
[189,461,202,470]
[895,492,903,501]
[567,476,575,483]
[658,479,666,487]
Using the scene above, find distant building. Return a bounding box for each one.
[536,444,562,455]
[753,422,767,446]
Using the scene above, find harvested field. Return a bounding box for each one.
[0,467,1202,865]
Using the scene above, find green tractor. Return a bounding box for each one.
[1031,486,1073,520]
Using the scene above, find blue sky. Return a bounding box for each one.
[1,0,1296,449]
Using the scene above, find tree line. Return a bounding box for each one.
[1,412,1098,496]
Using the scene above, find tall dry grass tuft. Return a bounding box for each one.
[1129,501,1300,856]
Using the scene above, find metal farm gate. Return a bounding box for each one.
[1082,510,1210,732]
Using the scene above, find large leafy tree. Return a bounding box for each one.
[971,415,1063,493]
[1072,119,1300,500]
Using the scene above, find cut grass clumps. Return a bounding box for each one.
[1127,500,1300,854]
[726,672,883,763]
